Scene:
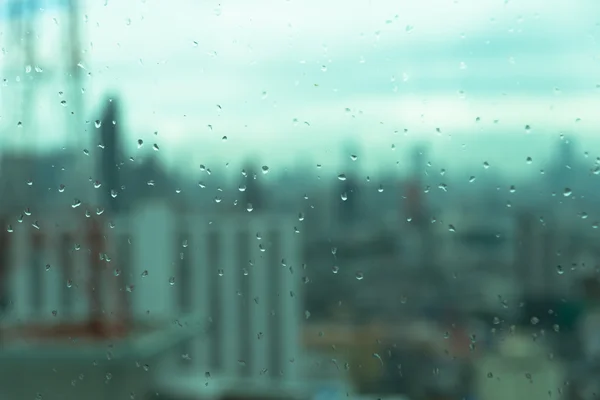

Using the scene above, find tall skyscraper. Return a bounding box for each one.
[98,97,122,214]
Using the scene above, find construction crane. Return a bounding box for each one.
[1,0,94,207]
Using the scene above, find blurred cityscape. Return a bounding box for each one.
[1,0,600,400]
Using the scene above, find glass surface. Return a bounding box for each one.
[0,0,598,399]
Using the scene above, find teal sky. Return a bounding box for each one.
[1,0,599,175]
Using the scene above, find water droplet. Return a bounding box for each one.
[563,188,572,197]
[298,213,305,221]
[72,199,82,208]
[468,176,476,183]
[58,184,66,192]
[153,143,159,151]
[355,272,364,280]
[525,124,531,133]
[526,156,532,164]
[341,192,348,201]
[378,185,384,193]
[337,174,347,181]
[94,181,102,189]
[217,269,224,277]
[66,279,73,288]
[350,154,358,161]
[60,100,67,107]
[509,185,516,193]
[448,224,456,232]
[141,270,148,278]
[94,120,101,128]
[332,266,339,274]
[261,165,269,174]
[556,265,564,275]
[45,264,51,271]
[169,277,175,285]
[246,203,254,212]
[483,161,490,169]
[137,139,143,148]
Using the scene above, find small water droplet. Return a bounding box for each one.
[332,266,339,274]
[261,165,269,174]
[137,139,143,148]
[355,272,364,280]
[563,188,572,197]
[556,265,564,275]
[153,143,159,151]
[337,174,347,181]
[483,161,490,169]
[526,156,532,164]
[169,277,175,285]
[94,120,101,128]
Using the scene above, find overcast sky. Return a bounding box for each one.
[1,0,599,175]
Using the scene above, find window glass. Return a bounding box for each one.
[0,0,598,399]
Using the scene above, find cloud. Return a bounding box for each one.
[2,0,599,172]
